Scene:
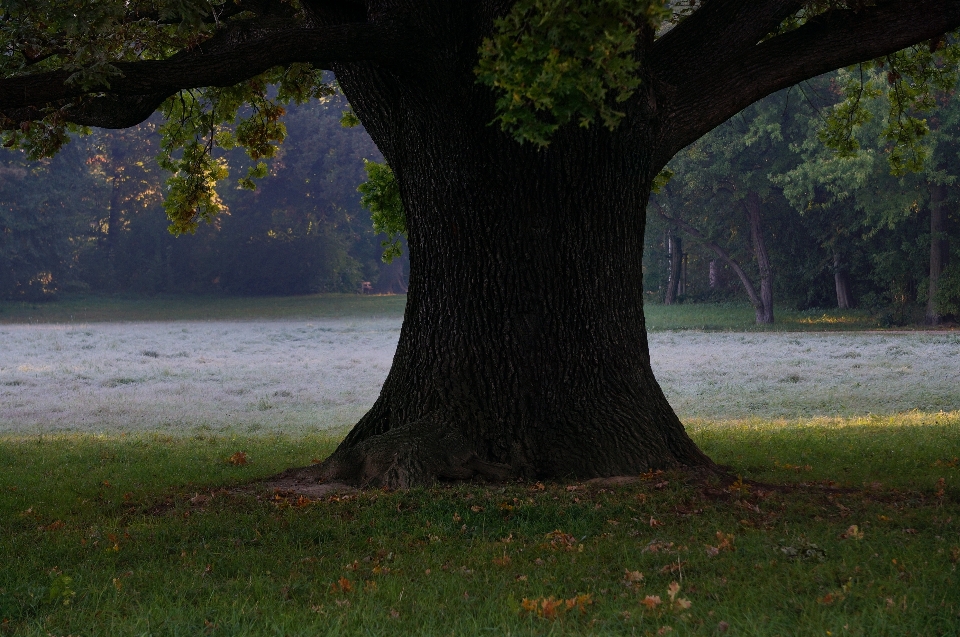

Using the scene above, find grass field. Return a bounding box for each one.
[0,294,912,331]
[0,294,407,325]
[1,295,958,635]
[1,416,958,636]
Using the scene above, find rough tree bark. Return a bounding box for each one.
[926,183,949,325]
[305,58,712,487]
[3,0,960,487]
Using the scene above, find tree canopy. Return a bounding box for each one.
[3,1,959,232]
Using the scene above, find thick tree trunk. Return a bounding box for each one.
[833,251,853,310]
[744,192,774,324]
[664,233,682,304]
[926,183,949,325]
[283,55,714,488]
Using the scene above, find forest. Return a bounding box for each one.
[648,67,959,326]
[0,91,408,300]
[1,67,957,327]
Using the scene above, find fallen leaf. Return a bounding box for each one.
[330,577,352,593]
[227,452,248,466]
[623,569,644,583]
[545,530,578,550]
[840,524,864,540]
[641,595,662,609]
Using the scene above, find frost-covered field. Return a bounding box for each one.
[1,320,959,434]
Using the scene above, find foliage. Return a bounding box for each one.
[0,0,336,234]
[0,97,407,297]
[475,0,670,146]
[357,160,406,263]
[936,264,960,316]
[821,39,960,175]
[155,65,335,234]
[0,141,102,299]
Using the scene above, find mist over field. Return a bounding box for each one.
[1,319,959,434]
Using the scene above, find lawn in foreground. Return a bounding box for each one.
[1,414,958,636]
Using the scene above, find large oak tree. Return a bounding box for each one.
[2,0,959,487]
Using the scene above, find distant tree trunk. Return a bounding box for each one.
[103,141,128,290]
[664,232,682,304]
[709,259,718,289]
[652,202,764,317]
[744,191,774,324]
[926,183,949,325]
[833,251,853,310]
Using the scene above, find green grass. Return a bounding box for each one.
[0,294,406,324]
[2,294,930,332]
[2,414,959,636]
[643,303,886,332]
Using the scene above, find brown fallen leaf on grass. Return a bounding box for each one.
[521,594,593,619]
[623,569,644,583]
[840,525,864,540]
[42,520,65,532]
[492,555,511,566]
[641,595,662,609]
[227,451,248,466]
[330,577,353,593]
[544,530,579,551]
[667,581,692,610]
[705,531,735,555]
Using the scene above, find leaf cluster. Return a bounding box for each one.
[357,159,406,263]
[475,0,669,146]
[821,36,960,175]
[155,64,334,234]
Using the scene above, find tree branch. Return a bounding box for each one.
[653,0,803,78]
[0,22,405,112]
[654,0,960,165]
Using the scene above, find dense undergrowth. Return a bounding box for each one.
[1,414,958,636]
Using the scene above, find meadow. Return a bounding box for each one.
[0,296,958,635]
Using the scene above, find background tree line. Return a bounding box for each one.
[645,67,960,325]
[0,92,408,300]
[3,66,958,327]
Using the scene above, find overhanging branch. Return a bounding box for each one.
[0,22,405,112]
[656,0,960,165]
[653,0,803,77]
